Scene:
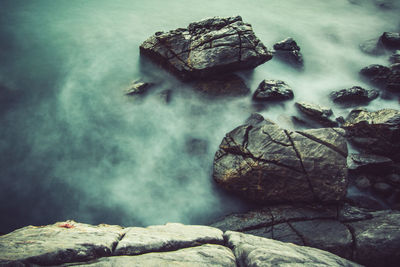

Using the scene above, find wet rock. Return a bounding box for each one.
[389,50,400,64]
[125,80,154,95]
[349,212,400,267]
[158,89,172,104]
[387,173,400,185]
[140,16,273,80]
[213,115,348,203]
[373,182,394,197]
[192,74,249,96]
[224,231,361,267]
[347,153,393,174]
[381,32,400,49]
[345,193,388,210]
[0,221,124,266]
[360,63,400,91]
[330,86,379,105]
[75,244,236,267]
[252,80,294,101]
[273,37,304,67]
[295,102,338,127]
[338,203,374,222]
[359,37,385,55]
[342,108,400,161]
[354,176,371,190]
[114,223,223,256]
[387,63,400,91]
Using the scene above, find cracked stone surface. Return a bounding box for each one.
[342,108,400,161]
[114,223,224,256]
[140,16,272,80]
[360,63,400,91]
[252,80,294,101]
[295,101,337,127]
[212,114,348,203]
[329,86,379,106]
[224,231,361,267]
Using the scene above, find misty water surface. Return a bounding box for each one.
[0,0,399,233]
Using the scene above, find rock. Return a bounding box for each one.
[224,231,361,267]
[359,37,385,55]
[360,64,400,91]
[342,108,400,161]
[330,86,379,105]
[295,102,338,127]
[0,221,124,266]
[74,244,236,267]
[354,176,371,190]
[345,193,388,210]
[273,37,304,67]
[125,80,154,95]
[158,89,172,104]
[252,80,294,101]
[349,212,400,267]
[338,203,374,222]
[212,115,348,203]
[140,16,273,80]
[192,74,249,96]
[381,32,400,49]
[389,50,400,64]
[347,153,393,174]
[114,223,223,256]
[373,182,394,197]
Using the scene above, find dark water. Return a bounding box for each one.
[0,0,399,233]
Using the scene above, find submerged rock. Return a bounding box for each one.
[192,74,249,96]
[140,16,273,80]
[252,80,294,101]
[212,114,348,203]
[389,50,400,64]
[359,37,385,55]
[360,63,400,91]
[342,108,400,161]
[273,37,304,67]
[381,32,400,49]
[347,153,393,173]
[330,86,379,105]
[295,102,338,127]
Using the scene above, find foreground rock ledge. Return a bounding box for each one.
[0,220,361,267]
[213,114,348,203]
[140,16,273,80]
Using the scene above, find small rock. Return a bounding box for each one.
[125,81,154,95]
[330,86,379,105]
[273,37,304,67]
[158,89,172,104]
[389,50,400,64]
[359,37,385,55]
[192,74,249,96]
[347,153,393,174]
[373,182,394,197]
[355,176,372,190]
[295,102,338,127]
[252,80,294,101]
[381,32,400,49]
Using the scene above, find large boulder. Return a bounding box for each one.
[212,114,348,203]
[140,16,272,80]
[342,108,400,161]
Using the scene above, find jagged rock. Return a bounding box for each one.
[359,37,385,55]
[192,74,249,96]
[381,32,400,49]
[125,80,154,95]
[360,64,400,91]
[389,50,400,64]
[252,80,294,101]
[73,244,236,267]
[349,212,400,267]
[273,37,304,67]
[0,221,124,266]
[342,108,400,161]
[114,223,223,256]
[224,231,361,267]
[330,86,379,105]
[295,102,338,127]
[140,16,273,80]
[347,153,393,174]
[213,115,348,203]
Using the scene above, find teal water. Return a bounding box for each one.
[0,0,399,233]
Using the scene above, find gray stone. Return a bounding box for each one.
[330,86,379,105]
[359,37,384,55]
[213,115,348,203]
[273,37,304,67]
[224,231,361,267]
[360,64,400,91]
[0,221,124,266]
[140,16,272,80]
[125,80,154,95]
[295,102,337,127]
[70,244,236,267]
[381,32,400,49]
[389,50,400,64]
[354,176,371,190]
[114,223,223,256]
[347,153,393,174]
[252,80,294,101]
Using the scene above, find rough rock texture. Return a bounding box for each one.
[360,63,400,91]
[213,204,400,266]
[390,50,400,64]
[140,16,273,80]
[381,32,400,49]
[125,80,154,95]
[212,114,348,203]
[273,37,304,67]
[252,80,294,101]
[192,74,249,96]
[295,102,338,127]
[224,231,361,267]
[347,153,393,173]
[330,86,379,105]
[342,108,400,161]
[114,223,223,256]
[0,221,124,266]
